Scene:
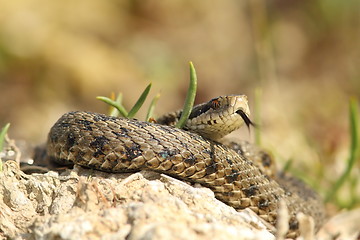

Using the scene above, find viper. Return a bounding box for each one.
[46,95,326,237]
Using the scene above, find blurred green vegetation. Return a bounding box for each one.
[324,98,359,207]
[0,0,359,212]
[0,123,10,171]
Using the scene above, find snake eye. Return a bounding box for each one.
[188,97,222,119]
[236,110,256,129]
[210,99,220,109]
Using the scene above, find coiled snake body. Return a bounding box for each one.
[47,95,325,237]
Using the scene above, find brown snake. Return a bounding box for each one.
[46,95,325,237]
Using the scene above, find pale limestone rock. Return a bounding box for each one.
[0,161,274,240]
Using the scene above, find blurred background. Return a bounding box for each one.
[0,0,359,209]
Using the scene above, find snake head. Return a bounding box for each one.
[185,95,255,140]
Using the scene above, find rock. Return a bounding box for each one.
[316,208,360,240]
[0,161,274,240]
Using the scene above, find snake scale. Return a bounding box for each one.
[46,95,325,237]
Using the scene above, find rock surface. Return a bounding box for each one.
[0,161,275,240]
